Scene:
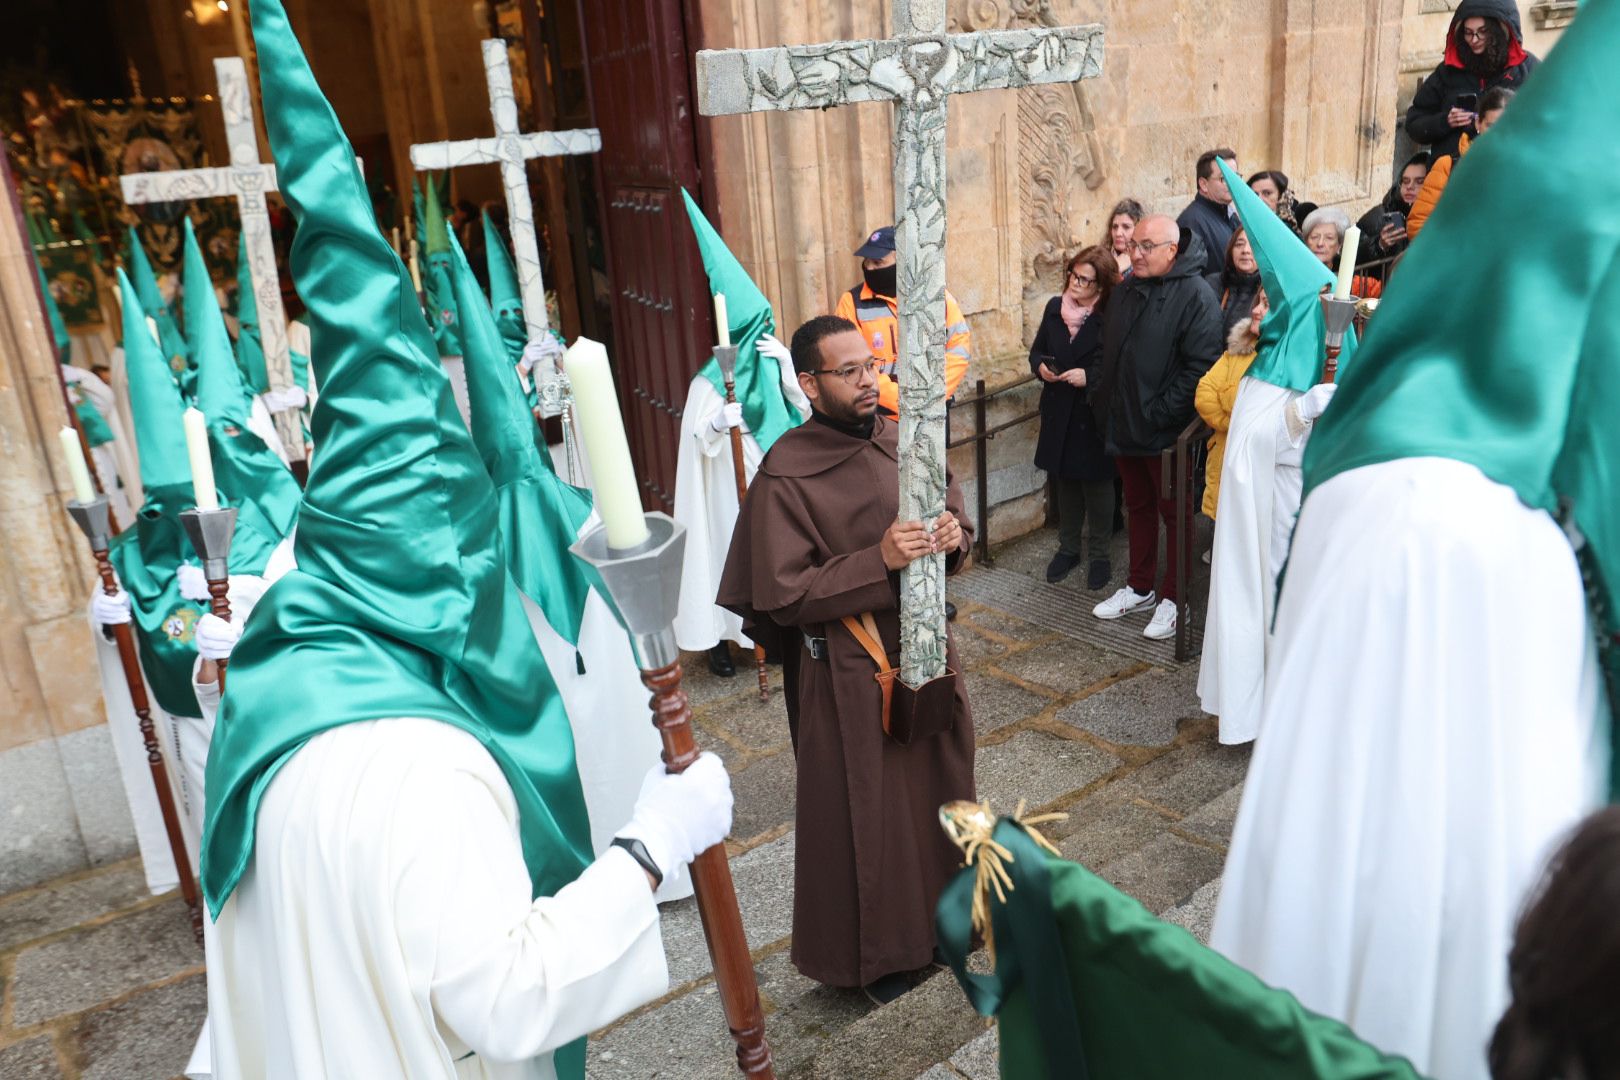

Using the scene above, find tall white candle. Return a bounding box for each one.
[58,426,96,504]
[562,338,650,550]
[182,407,220,512]
[713,292,730,348]
[1334,225,1361,299]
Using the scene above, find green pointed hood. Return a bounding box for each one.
[411,177,426,253]
[35,255,71,364]
[420,173,464,357]
[118,268,190,492]
[682,188,801,452]
[483,211,528,362]
[125,227,191,381]
[1304,0,1619,797]
[233,231,270,394]
[182,219,301,551]
[205,0,591,938]
[1218,157,1355,392]
[450,234,595,646]
[71,212,102,264]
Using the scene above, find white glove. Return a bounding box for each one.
[176,562,211,601]
[617,752,734,881]
[756,333,792,367]
[1296,382,1338,422]
[194,613,241,662]
[262,385,309,412]
[520,337,564,376]
[91,589,132,626]
[708,400,746,434]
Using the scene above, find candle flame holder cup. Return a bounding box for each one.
[713,344,739,387]
[1320,294,1359,351]
[66,495,113,550]
[179,507,239,584]
[568,511,686,670]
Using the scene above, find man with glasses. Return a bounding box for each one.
[717,314,977,1006]
[1177,148,1241,277]
[1090,216,1224,640]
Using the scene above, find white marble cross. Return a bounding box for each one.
[409,39,601,418]
[696,1,1104,683]
[120,57,305,463]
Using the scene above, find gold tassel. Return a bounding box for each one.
[939,800,1066,968]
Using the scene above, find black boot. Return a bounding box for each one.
[707,643,737,678]
[1087,559,1112,591]
[945,601,957,622]
[1046,551,1081,583]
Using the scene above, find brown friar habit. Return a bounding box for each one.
[717,412,976,987]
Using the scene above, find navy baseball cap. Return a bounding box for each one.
[854,225,896,259]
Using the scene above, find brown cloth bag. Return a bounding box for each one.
[840,612,957,745]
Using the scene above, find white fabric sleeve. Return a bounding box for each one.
[409,770,669,1063]
[191,657,222,726]
[1279,399,1311,460]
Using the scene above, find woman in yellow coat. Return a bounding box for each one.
[1195,288,1267,519]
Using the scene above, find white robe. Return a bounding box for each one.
[1210,458,1608,1080]
[672,371,809,652]
[1197,377,1311,744]
[206,718,669,1079]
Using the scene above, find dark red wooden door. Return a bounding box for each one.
[576,0,713,511]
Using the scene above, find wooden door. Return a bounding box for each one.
[576,0,713,511]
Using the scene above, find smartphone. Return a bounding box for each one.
[1383,211,1407,231]
[1456,92,1478,112]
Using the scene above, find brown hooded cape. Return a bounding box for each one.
[717,414,976,987]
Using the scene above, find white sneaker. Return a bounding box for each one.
[1093,586,1157,620]
[1143,599,1178,640]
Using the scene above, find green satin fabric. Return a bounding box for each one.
[681,188,803,452]
[118,269,191,493]
[450,235,594,647]
[125,227,192,392]
[233,231,270,395]
[1218,158,1358,393]
[38,255,114,446]
[1303,0,1618,797]
[937,820,1428,1079]
[423,176,465,358]
[206,0,592,977]
[76,398,114,447]
[482,212,529,363]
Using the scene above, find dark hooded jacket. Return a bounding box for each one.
[1355,151,1432,278]
[1176,193,1237,278]
[1405,0,1538,160]
[1093,227,1224,456]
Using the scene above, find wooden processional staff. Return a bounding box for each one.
[712,330,770,701]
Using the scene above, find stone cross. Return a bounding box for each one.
[120,57,305,463]
[696,1,1104,683]
[409,39,602,418]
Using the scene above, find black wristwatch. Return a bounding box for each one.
[611,836,663,888]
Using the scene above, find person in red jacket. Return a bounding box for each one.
[1405,0,1538,162]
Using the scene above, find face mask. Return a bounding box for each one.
[863,263,898,298]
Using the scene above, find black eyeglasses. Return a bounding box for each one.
[1068,271,1099,288]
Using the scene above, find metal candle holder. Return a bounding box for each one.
[1320,294,1360,384]
[569,511,775,1077]
[180,506,238,688]
[67,495,205,943]
[712,344,770,701]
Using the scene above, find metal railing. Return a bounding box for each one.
[946,373,1041,567]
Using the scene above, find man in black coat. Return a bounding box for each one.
[1176,148,1240,278]
[1405,0,1538,161]
[1090,215,1224,641]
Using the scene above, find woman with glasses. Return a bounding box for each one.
[1405,0,1538,162]
[1205,228,1262,337]
[1031,246,1120,588]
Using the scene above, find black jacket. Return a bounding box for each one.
[1405,0,1538,160]
[1094,229,1225,457]
[1029,297,1112,482]
[1204,268,1262,337]
[1175,194,1237,278]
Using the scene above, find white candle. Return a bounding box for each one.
[408,238,423,295]
[58,426,96,504]
[1334,225,1361,299]
[713,292,730,348]
[562,338,650,550]
[182,407,220,512]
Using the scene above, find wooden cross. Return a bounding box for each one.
[119,57,306,463]
[409,39,601,418]
[696,2,1104,683]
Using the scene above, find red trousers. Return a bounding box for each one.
[1116,454,1187,603]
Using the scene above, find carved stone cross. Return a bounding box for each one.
[120,57,307,462]
[409,39,602,417]
[696,1,1104,683]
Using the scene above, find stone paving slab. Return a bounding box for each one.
[1179,782,1244,846]
[948,1027,998,1080]
[0,862,150,954]
[8,900,202,1027]
[658,832,796,987]
[794,970,985,1080]
[1162,879,1222,945]
[726,749,796,844]
[1049,792,1176,869]
[1057,663,1206,747]
[988,637,1137,698]
[75,973,205,1080]
[696,683,794,755]
[1111,738,1251,816]
[974,730,1120,814]
[1096,833,1227,916]
[0,740,90,895]
[962,672,1052,735]
[0,1035,62,1078]
[947,623,1010,669]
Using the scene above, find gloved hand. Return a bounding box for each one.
[616,752,733,881]
[756,333,792,367]
[194,613,241,662]
[262,385,309,412]
[1296,382,1338,422]
[91,589,132,626]
[176,562,211,601]
[708,401,746,434]
[520,337,564,377]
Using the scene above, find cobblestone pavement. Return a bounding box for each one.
[0,528,1241,1079]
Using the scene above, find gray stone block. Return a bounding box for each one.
[963,672,1049,735]
[55,726,139,868]
[0,1036,62,1078]
[1161,879,1222,946]
[695,684,794,755]
[75,972,207,1080]
[974,731,1119,815]
[9,899,202,1026]
[681,653,782,710]
[948,624,1008,669]
[797,969,985,1080]
[913,1068,959,1080]
[1049,793,1174,870]
[0,738,90,894]
[1056,664,1205,747]
[1179,782,1244,848]
[1097,833,1226,916]
[992,638,1136,696]
[658,832,796,986]
[1112,739,1252,816]
[726,750,796,844]
[948,1027,999,1080]
[0,861,150,953]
